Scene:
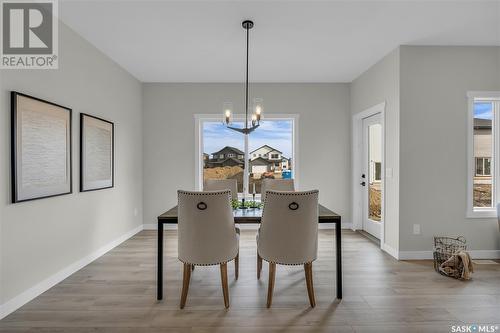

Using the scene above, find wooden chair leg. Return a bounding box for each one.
[235,252,239,280]
[267,262,276,308]
[180,263,192,309]
[257,253,263,279]
[220,263,230,309]
[304,262,316,308]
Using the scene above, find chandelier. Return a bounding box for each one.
[223,20,263,134]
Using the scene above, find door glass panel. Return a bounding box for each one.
[368,123,382,221]
[473,102,493,207]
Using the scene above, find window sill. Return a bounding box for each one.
[466,209,497,219]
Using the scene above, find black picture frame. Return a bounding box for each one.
[79,113,115,192]
[11,91,73,203]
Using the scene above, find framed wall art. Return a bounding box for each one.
[11,92,73,203]
[80,113,114,192]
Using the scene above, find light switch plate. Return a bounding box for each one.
[413,224,421,235]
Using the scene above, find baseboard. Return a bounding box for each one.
[381,243,399,260]
[0,224,143,320]
[399,250,500,260]
[143,222,353,230]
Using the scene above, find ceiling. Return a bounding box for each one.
[59,0,500,83]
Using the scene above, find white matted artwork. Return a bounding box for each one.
[11,92,73,203]
[80,113,114,191]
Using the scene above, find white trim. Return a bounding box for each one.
[381,243,399,259]
[399,250,500,260]
[352,102,386,249]
[466,91,500,219]
[467,91,500,99]
[0,224,143,320]
[194,114,300,194]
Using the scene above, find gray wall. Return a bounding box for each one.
[143,83,351,226]
[350,49,401,252]
[399,46,500,252]
[0,23,143,304]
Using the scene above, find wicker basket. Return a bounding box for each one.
[433,236,467,278]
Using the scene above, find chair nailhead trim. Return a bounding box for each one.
[179,255,238,266]
[178,190,231,196]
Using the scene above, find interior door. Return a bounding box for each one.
[361,114,382,239]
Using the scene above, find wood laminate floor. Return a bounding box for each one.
[1,230,499,332]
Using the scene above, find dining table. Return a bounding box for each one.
[157,204,342,300]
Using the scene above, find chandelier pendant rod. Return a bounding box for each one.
[245,23,249,130]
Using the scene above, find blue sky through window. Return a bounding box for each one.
[474,102,493,120]
[203,120,293,158]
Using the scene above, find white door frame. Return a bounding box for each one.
[352,102,386,248]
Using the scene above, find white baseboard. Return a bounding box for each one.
[381,243,399,259]
[399,250,500,260]
[143,222,353,230]
[0,224,143,320]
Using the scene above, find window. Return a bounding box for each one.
[374,162,382,181]
[475,157,491,176]
[196,115,298,197]
[219,154,224,159]
[467,92,500,217]
[271,153,279,159]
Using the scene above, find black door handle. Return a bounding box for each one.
[360,182,366,186]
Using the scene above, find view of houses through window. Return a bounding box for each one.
[203,120,293,195]
[473,101,493,207]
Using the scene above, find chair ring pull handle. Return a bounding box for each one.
[197,202,207,210]
[289,202,299,210]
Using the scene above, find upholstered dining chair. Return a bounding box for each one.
[177,190,239,309]
[260,178,295,202]
[257,190,319,308]
[204,179,239,201]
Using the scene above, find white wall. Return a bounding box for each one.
[399,46,500,253]
[0,22,143,310]
[143,83,351,227]
[350,49,401,254]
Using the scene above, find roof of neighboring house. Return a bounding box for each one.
[208,157,244,165]
[211,146,244,156]
[250,145,283,155]
[474,118,492,130]
[250,157,271,165]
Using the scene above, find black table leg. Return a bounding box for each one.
[157,221,163,300]
[335,220,342,299]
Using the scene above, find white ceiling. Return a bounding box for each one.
[60,0,500,83]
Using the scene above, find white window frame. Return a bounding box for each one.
[475,157,491,176]
[466,91,500,218]
[194,114,299,197]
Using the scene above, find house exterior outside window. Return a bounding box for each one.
[475,157,491,176]
[199,117,297,196]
